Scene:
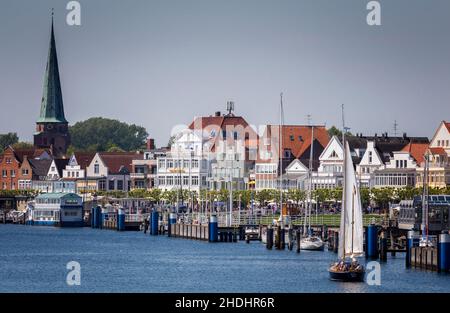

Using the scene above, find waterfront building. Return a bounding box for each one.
[255,125,329,191]
[416,147,450,188]
[33,18,70,157]
[29,193,83,226]
[157,129,209,194]
[429,120,450,156]
[0,146,51,190]
[370,139,429,188]
[189,106,259,191]
[85,152,142,191]
[62,152,95,192]
[130,139,165,190]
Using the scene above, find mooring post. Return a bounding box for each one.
[267,227,273,250]
[150,211,159,235]
[296,229,301,253]
[117,208,125,231]
[208,215,218,242]
[367,224,378,259]
[380,231,388,261]
[333,231,339,253]
[406,230,420,268]
[438,232,450,273]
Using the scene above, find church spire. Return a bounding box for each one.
[37,12,67,124]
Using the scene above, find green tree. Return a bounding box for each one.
[69,117,148,152]
[12,142,34,150]
[287,189,306,208]
[256,189,272,207]
[0,133,19,153]
[327,126,342,138]
[360,187,371,208]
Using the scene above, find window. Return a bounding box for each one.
[5,158,11,164]
[183,160,189,168]
[290,135,294,141]
[159,176,166,185]
[222,130,227,139]
[192,176,199,186]
[158,159,166,168]
[108,180,115,190]
[10,170,15,177]
[368,151,372,164]
[2,170,7,177]
[330,151,338,158]
[167,176,173,185]
[183,176,189,186]
[94,164,99,174]
[117,180,124,191]
[446,140,449,147]
[437,140,441,146]
[192,159,199,168]
[22,169,29,176]
[234,132,238,140]
[167,159,173,168]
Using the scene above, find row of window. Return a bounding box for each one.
[255,164,277,174]
[158,159,200,169]
[373,173,416,187]
[436,139,449,147]
[158,175,201,186]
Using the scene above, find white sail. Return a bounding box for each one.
[338,141,364,259]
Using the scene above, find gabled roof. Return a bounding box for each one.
[53,159,70,177]
[401,142,429,164]
[73,152,95,169]
[188,113,258,151]
[98,152,143,174]
[261,125,330,162]
[29,159,52,177]
[428,147,446,155]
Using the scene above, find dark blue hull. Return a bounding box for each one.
[328,269,365,282]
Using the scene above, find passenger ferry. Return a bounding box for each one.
[27,193,84,227]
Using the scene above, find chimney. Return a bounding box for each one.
[146,138,155,150]
[403,132,407,139]
[215,111,221,117]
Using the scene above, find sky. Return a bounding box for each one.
[0,0,449,146]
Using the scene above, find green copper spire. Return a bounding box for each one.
[37,15,67,124]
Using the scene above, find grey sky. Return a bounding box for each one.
[1,0,449,146]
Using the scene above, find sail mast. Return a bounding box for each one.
[279,93,284,227]
[340,104,346,260]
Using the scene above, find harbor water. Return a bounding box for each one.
[0,225,448,293]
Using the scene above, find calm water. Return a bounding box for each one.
[0,224,448,293]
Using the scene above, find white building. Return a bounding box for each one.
[85,152,142,191]
[156,129,209,194]
[429,121,450,156]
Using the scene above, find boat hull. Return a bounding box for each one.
[328,270,365,282]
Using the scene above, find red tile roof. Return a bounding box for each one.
[98,152,143,174]
[401,142,429,164]
[445,121,450,133]
[262,125,330,160]
[74,152,95,170]
[188,114,258,151]
[429,147,446,155]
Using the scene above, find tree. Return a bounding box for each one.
[69,117,148,152]
[287,189,306,208]
[0,133,19,153]
[256,189,272,207]
[327,126,342,138]
[12,142,34,150]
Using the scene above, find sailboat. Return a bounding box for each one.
[300,125,324,251]
[328,138,365,282]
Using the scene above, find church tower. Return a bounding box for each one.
[34,15,70,157]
